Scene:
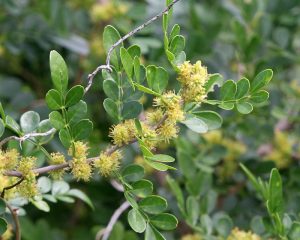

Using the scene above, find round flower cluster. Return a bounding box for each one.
[227,228,261,240]
[69,141,92,182]
[94,150,122,177]
[177,61,209,102]
[49,153,66,179]
[0,149,19,173]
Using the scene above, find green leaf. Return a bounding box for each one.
[103,79,119,101]
[268,168,283,214]
[36,120,55,144]
[103,98,119,121]
[250,90,269,104]
[147,154,175,163]
[288,222,300,239]
[186,196,199,225]
[134,119,143,136]
[218,102,234,110]
[32,200,50,212]
[205,73,223,93]
[59,129,72,148]
[0,119,4,138]
[128,209,146,233]
[0,102,5,120]
[49,50,68,93]
[134,83,160,97]
[214,214,233,237]
[170,35,185,56]
[145,158,176,171]
[37,176,52,194]
[181,117,208,133]
[72,119,93,140]
[236,78,250,99]
[151,213,178,231]
[240,164,262,196]
[120,47,134,86]
[251,69,273,93]
[52,180,70,195]
[139,195,167,214]
[192,111,223,130]
[20,111,40,133]
[146,66,169,94]
[67,189,94,210]
[236,102,253,114]
[128,45,141,58]
[166,176,185,214]
[0,198,6,215]
[0,218,7,235]
[145,224,166,240]
[103,25,122,69]
[5,116,21,134]
[46,89,63,110]
[122,164,145,183]
[49,111,65,130]
[125,191,139,209]
[122,101,143,120]
[130,179,153,198]
[220,80,237,100]
[170,24,181,41]
[65,85,84,107]
[67,100,87,124]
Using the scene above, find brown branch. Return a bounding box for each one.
[6,202,21,240]
[1,178,24,198]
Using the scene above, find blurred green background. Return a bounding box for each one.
[0,0,300,239]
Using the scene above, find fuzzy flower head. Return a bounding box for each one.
[146,109,164,126]
[109,120,136,146]
[177,61,209,103]
[69,141,89,159]
[227,228,261,240]
[17,157,38,198]
[49,153,66,179]
[156,122,179,143]
[95,151,122,177]
[0,149,19,173]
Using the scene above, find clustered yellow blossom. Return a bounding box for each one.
[69,141,92,182]
[177,61,209,102]
[0,175,17,200]
[181,234,202,240]
[265,130,294,169]
[90,2,128,22]
[0,149,19,173]
[94,150,122,177]
[48,153,66,179]
[227,228,261,240]
[17,157,38,198]
[109,120,137,146]
[203,130,247,181]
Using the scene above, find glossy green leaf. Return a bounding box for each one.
[170,35,185,56]
[0,119,4,138]
[5,116,21,134]
[170,24,181,41]
[32,200,50,212]
[20,111,40,133]
[181,117,208,133]
[251,69,273,93]
[67,189,94,210]
[103,25,122,68]
[146,66,169,94]
[236,78,250,99]
[49,111,65,130]
[134,83,160,97]
[49,50,68,93]
[52,180,70,195]
[120,47,134,84]
[72,119,93,140]
[128,209,146,233]
[59,129,72,148]
[103,79,119,101]
[192,111,223,130]
[268,168,283,214]
[139,195,167,214]
[131,179,153,198]
[122,101,142,120]
[128,45,141,58]
[0,218,7,235]
[236,102,253,114]
[46,89,63,110]
[103,98,119,121]
[35,120,55,144]
[145,158,176,171]
[67,100,87,124]
[65,85,84,107]
[220,80,237,101]
[147,154,175,163]
[205,73,223,93]
[218,102,235,110]
[151,213,178,231]
[122,164,145,183]
[250,90,269,104]
[145,224,165,240]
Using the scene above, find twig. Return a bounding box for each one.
[84,0,182,94]
[95,201,131,240]
[0,128,56,148]
[6,202,21,240]
[1,178,24,198]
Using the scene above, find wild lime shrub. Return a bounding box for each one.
[0,0,285,239]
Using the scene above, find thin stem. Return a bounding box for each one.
[1,178,24,198]
[6,203,21,240]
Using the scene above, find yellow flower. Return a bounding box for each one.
[69,142,92,181]
[49,153,66,179]
[177,61,209,103]
[109,120,136,146]
[146,109,164,126]
[156,122,179,143]
[94,151,122,177]
[227,227,261,240]
[202,130,223,144]
[0,175,17,200]
[17,157,38,198]
[0,149,19,173]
